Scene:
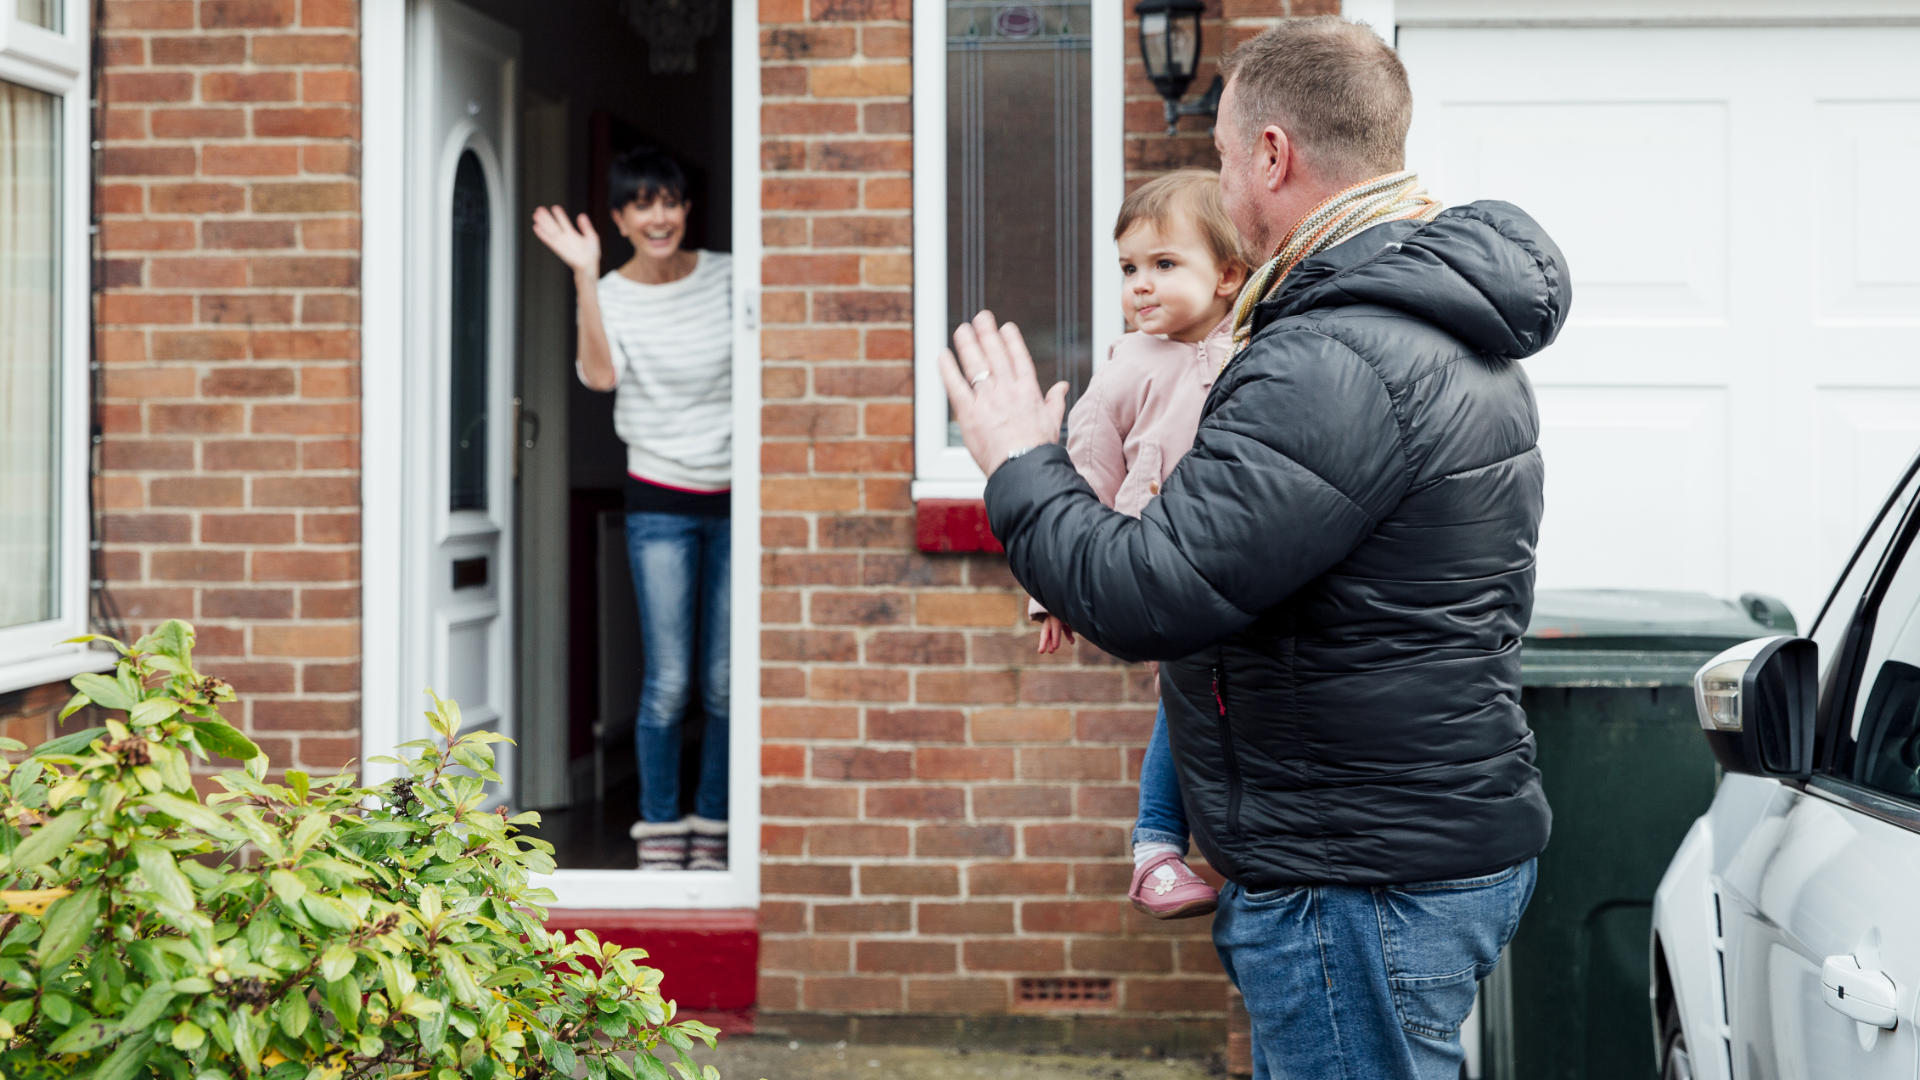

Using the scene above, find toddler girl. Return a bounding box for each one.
[1030,169,1249,918]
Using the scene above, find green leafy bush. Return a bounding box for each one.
[0,621,719,1080]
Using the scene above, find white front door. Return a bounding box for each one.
[403,0,519,795]
[1400,26,1920,623]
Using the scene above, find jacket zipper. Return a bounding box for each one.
[1212,663,1244,837]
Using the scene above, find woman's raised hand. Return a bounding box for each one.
[531,205,602,275]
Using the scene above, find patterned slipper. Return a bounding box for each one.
[630,820,689,871]
[686,816,727,872]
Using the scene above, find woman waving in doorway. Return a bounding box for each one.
[531,147,732,873]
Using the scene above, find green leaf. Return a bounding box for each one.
[71,673,137,712]
[419,998,449,1055]
[436,946,480,1004]
[171,1019,206,1050]
[172,976,213,994]
[153,743,193,793]
[300,893,356,931]
[186,719,259,762]
[325,976,360,1033]
[91,1031,152,1080]
[36,884,101,970]
[634,1053,671,1080]
[134,843,196,915]
[50,1014,118,1053]
[30,725,105,759]
[8,760,43,801]
[118,982,176,1033]
[231,1003,262,1071]
[268,869,307,906]
[14,808,90,871]
[139,792,238,841]
[279,989,311,1038]
[129,698,183,726]
[40,990,71,1023]
[451,743,493,774]
[57,692,89,722]
[144,619,196,661]
[320,943,354,983]
[286,770,309,801]
[290,813,327,859]
[48,1017,115,1055]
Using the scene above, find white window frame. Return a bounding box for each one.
[0,0,103,694]
[911,0,1124,501]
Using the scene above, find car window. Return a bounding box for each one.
[1837,523,1920,803]
[1811,459,1920,679]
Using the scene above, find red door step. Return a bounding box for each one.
[546,908,758,1032]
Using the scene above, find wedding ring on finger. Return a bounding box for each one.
[969,371,992,388]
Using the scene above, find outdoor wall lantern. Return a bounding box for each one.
[1136,0,1222,135]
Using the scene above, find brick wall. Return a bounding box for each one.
[93,0,360,775]
[754,0,1261,1047]
[1125,0,1341,188]
[0,684,70,754]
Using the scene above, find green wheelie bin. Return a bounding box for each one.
[1475,588,1795,1080]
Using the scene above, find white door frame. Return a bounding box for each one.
[361,0,762,910]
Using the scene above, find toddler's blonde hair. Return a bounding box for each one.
[1114,169,1251,278]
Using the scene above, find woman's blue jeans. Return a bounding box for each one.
[1133,702,1189,851]
[626,511,730,825]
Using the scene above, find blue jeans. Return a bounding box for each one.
[1133,703,1189,851]
[1214,859,1537,1080]
[626,511,730,824]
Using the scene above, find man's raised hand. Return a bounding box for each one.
[937,310,1069,478]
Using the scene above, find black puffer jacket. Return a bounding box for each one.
[987,201,1567,889]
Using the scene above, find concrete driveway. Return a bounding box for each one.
[689,1038,1224,1080]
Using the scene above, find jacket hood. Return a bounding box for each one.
[1262,200,1571,360]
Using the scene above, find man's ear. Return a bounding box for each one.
[1262,125,1291,193]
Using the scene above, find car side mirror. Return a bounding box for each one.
[1694,636,1816,779]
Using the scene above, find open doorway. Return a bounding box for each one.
[362,0,760,909]
[469,0,737,874]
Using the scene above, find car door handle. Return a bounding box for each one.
[1822,955,1900,1030]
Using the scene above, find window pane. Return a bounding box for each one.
[17,0,59,31]
[449,150,490,513]
[1842,530,1920,803]
[946,1,1092,446]
[0,82,61,632]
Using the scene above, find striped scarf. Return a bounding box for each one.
[1227,170,1444,366]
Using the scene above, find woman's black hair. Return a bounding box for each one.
[608,146,688,212]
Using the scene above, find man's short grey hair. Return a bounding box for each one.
[1220,17,1413,183]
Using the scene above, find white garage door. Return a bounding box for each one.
[1401,26,1920,626]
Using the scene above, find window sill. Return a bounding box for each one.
[0,646,114,697]
[915,497,1002,554]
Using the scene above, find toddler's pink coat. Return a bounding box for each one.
[1028,315,1230,620]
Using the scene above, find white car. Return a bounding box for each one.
[1651,452,1920,1080]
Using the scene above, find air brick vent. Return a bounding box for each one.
[1014,977,1116,1011]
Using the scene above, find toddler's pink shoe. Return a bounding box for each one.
[1128,852,1218,919]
